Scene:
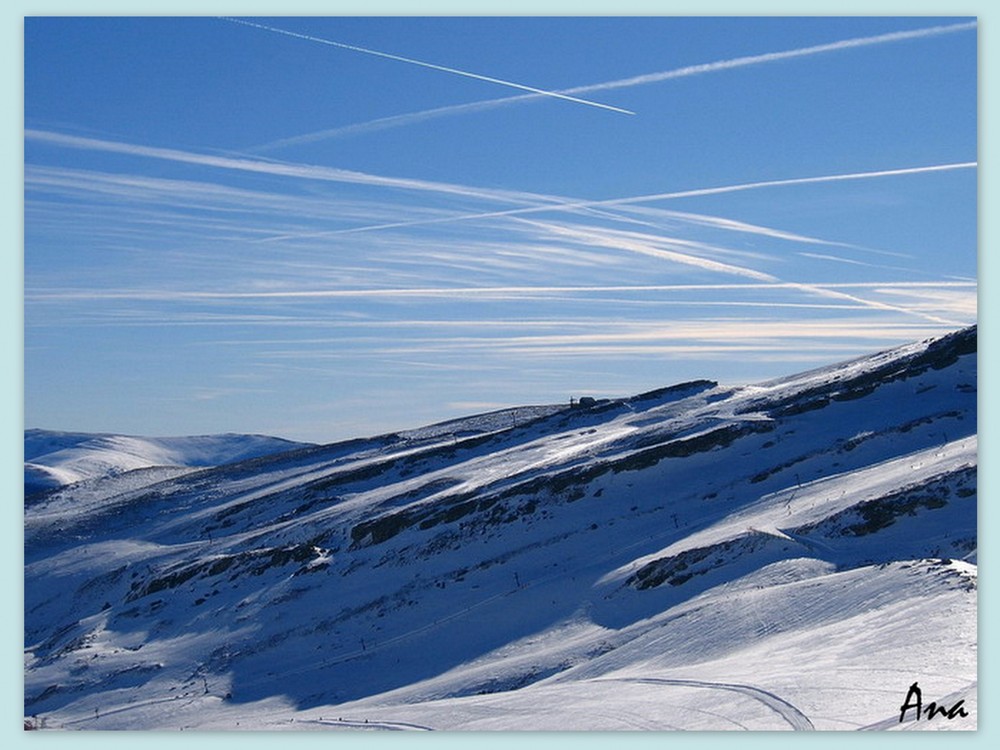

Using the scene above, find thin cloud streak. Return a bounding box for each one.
[252,161,976,244]
[27,130,972,258]
[24,147,973,328]
[867,287,978,319]
[604,162,978,205]
[249,318,955,361]
[253,102,506,152]
[26,281,976,303]
[254,20,976,150]
[220,17,634,115]
[27,300,892,331]
[614,206,911,258]
[510,216,775,266]
[521,220,778,282]
[798,251,906,270]
[572,20,977,94]
[24,164,471,241]
[783,282,965,327]
[25,129,570,208]
[795,251,950,280]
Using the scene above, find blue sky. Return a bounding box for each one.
[23,15,977,443]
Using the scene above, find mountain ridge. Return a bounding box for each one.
[24,431,316,499]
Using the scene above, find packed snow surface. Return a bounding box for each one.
[24,328,977,731]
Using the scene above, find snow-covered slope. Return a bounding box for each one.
[24,431,314,498]
[23,327,977,731]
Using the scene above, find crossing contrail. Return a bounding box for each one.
[253,161,977,243]
[253,19,975,150]
[219,16,634,115]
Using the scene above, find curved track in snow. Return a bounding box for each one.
[602,677,815,730]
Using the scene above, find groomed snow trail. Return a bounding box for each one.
[602,677,815,730]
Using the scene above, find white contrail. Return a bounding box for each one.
[24,129,569,208]
[24,279,972,325]
[253,102,501,152]
[570,19,977,94]
[253,161,977,242]
[27,128,973,325]
[516,219,969,326]
[39,130,972,242]
[219,17,634,115]
[253,19,976,149]
[43,128,959,252]
[595,162,979,206]
[27,282,966,326]
[518,219,778,282]
[27,281,975,302]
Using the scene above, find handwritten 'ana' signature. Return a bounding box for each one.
[899,681,969,723]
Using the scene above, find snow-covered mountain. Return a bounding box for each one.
[24,431,313,498]
[23,327,977,731]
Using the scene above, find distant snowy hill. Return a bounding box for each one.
[23,327,977,731]
[24,431,314,498]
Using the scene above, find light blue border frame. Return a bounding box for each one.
[6,2,992,747]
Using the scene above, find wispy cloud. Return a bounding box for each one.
[28,129,972,247]
[252,102,512,152]
[781,281,967,327]
[245,317,959,362]
[797,251,918,273]
[616,207,839,247]
[220,17,634,115]
[25,281,976,304]
[25,129,974,331]
[253,20,976,150]
[250,160,976,244]
[25,129,568,208]
[518,220,778,282]
[24,163,468,242]
[864,286,978,319]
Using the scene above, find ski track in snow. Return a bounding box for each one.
[603,677,815,730]
[305,718,434,731]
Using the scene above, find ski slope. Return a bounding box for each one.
[23,327,977,731]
